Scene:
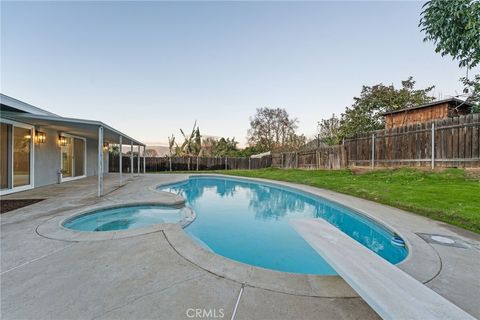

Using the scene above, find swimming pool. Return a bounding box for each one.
[159,176,408,275]
[63,205,184,231]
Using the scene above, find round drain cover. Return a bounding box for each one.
[431,235,455,244]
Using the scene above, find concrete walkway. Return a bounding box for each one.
[1,173,479,320]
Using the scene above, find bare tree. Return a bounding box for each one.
[144,149,158,157]
[247,108,304,152]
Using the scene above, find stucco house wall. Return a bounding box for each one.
[1,93,141,195]
[34,128,62,187]
[33,134,109,188]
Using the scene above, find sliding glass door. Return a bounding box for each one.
[1,123,10,190]
[0,120,34,194]
[13,126,32,187]
[60,135,86,181]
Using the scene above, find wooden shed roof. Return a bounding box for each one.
[381,98,473,116]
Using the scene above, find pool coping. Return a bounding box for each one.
[155,174,441,296]
[35,173,442,298]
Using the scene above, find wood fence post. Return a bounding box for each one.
[225,157,228,170]
[295,152,299,168]
[248,157,251,170]
[371,134,375,169]
[169,156,172,172]
[431,122,435,169]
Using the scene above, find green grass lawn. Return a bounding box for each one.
[208,167,480,234]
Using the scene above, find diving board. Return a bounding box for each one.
[290,219,475,320]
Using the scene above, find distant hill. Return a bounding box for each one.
[120,145,170,157]
[145,146,170,157]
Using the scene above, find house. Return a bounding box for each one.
[0,94,145,196]
[382,98,473,129]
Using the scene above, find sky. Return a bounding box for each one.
[1,1,470,147]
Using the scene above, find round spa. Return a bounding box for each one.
[63,205,185,231]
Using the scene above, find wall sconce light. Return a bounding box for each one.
[103,142,109,151]
[58,135,68,147]
[36,131,46,144]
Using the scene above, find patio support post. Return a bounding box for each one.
[143,146,146,174]
[130,141,134,178]
[119,136,123,185]
[137,145,141,176]
[97,126,104,197]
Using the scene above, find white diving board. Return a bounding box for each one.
[290,219,475,320]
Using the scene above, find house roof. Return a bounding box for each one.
[0,94,145,146]
[381,98,473,116]
[0,94,59,116]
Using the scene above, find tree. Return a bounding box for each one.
[201,137,217,156]
[339,77,435,138]
[168,134,175,156]
[109,145,120,156]
[233,146,263,157]
[317,114,342,146]
[420,0,480,69]
[420,0,480,109]
[170,122,202,156]
[462,75,480,112]
[144,149,158,157]
[247,107,305,152]
[213,137,239,156]
[201,137,239,156]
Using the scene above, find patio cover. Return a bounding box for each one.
[1,111,145,196]
[0,111,145,147]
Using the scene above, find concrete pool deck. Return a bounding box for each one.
[1,173,479,319]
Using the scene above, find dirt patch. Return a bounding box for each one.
[465,168,480,180]
[0,199,45,214]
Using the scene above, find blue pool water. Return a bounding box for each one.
[160,176,408,275]
[63,205,183,231]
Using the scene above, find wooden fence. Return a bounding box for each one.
[109,155,272,172]
[271,146,346,169]
[271,113,480,169]
[110,114,479,172]
[345,113,480,168]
